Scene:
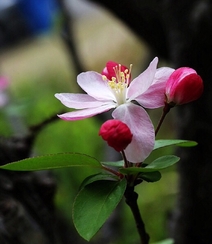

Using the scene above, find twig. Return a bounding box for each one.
[155,103,171,136]
[56,0,84,74]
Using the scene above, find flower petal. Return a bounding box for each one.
[77,71,116,101]
[112,103,155,163]
[135,82,167,108]
[153,67,175,84]
[135,67,174,109]
[127,57,158,100]
[55,93,107,109]
[58,103,116,121]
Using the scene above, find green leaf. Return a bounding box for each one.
[154,139,197,150]
[0,153,102,171]
[73,178,127,241]
[120,155,180,174]
[79,173,119,190]
[101,160,124,167]
[139,171,161,182]
[146,155,180,169]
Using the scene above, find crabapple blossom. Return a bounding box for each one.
[165,67,203,106]
[0,76,9,107]
[55,57,174,163]
[99,119,133,152]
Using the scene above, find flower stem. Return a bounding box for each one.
[122,150,130,168]
[155,103,171,136]
[124,185,149,244]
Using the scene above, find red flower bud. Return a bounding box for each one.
[165,67,203,106]
[99,119,133,152]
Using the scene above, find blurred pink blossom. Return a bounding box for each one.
[0,76,9,107]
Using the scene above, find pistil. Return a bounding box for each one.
[102,64,132,105]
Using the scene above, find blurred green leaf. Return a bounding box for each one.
[0,153,102,171]
[120,155,180,174]
[140,171,161,182]
[73,178,127,241]
[152,238,174,244]
[154,139,197,150]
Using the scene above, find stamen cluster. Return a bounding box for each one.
[102,61,132,105]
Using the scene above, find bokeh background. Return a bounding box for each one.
[0,0,178,243]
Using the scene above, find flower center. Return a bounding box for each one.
[102,64,132,105]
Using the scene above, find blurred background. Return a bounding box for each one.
[0,0,178,243]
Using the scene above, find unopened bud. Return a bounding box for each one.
[165,67,203,106]
[99,119,133,152]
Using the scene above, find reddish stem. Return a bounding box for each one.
[155,103,171,136]
[102,165,123,178]
[122,150,130,168]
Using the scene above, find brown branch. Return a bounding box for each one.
[124,185,149,244]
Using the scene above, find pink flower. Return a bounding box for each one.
[55,57,174,163]
[0,76,9,107]
[99,119,133,152]
[165,67,203,106]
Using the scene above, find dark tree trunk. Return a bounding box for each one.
[0,135,58,244]
[0,117,87,244]
[88,0,212,243]
[166,1,212,243]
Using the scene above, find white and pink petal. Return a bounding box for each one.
[135,82,166,109]
[112,103,155,163]
[58,103,116,121]
[77,71,116,101]
[127,57,158,101]
[55,93,107,109]
[132,66,174,109]
[153,67,175,85]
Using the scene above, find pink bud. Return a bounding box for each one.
[165,67,203,106]
[99,119,133,152]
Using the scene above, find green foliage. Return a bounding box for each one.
[152,238,174,244]
[0,153,102,171]
[73,178,127,241]
[102,160,124,167]
[154,139,197,150]
[146,155,180,170]
[0,134,195,242]
[79,173,119,190]
[139,171,161,182]
[120,155,180,174]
